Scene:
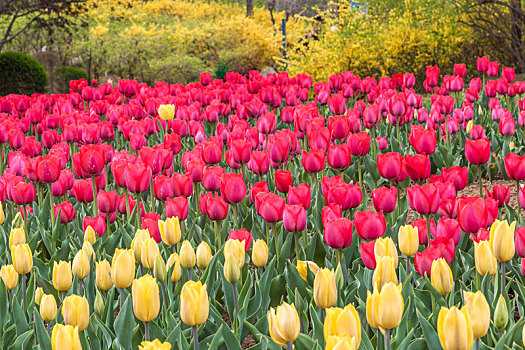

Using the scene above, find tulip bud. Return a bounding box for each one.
[35,287,44,305]
[196,241,212,269]
[325,335,356,350]
[494,295,508,331]
[296,260,320,281]
[466,120,474,134]
[9,227,25,249]
[474,241,497,276]
[95,260,112,291]
[268,302,300,346]
[431,258,454,296]
[370,282,404,330]
[84,226,97,244]
[179,240,196,269]
[490,220,516,262]
[0,204,4,225]
[141,238,160,269]
[180,280,209,326]
[153,254,166,283]
[51,324,81,350]
[53,260,72,292]
[398,225,419,257]
[62,295,90,331]
[252,239,268,267]
[11,244,33,275]
[132,274,160,323]
[0,264,17,290]
[40,294,58,322]
[111,249,135,289]
[72,249,90,280]
[437,306,474,350]
[94,290,104,317]
[374,237,398,267]
[372,256,398,291]
[82,241,95,261]
[139,339,173,350]
[314,268,337,309]
[463,291,490,339]
[224,253,240,284]
[131,229,150,264]
[324,304,361,347]
[223,239,245,268]
[167,253,182,282]
[159,217,181,246]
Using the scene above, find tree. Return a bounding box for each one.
[0,0,86,52]
[247,0,254,16]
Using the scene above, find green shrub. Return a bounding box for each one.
[0,52,49,96]
[52,66,88,93]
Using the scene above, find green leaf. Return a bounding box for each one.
[416,309,442,350]
[33,308,51,350]
[12,297,29,335]
[8,329,32,350]
[114,295,136,350]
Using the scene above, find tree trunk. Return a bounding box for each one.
[510,0,525,72]
[246,0,253,16]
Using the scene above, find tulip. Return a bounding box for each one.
[268,302,300,347]
[463,291,490,339]
[374,237,398,267]
[158,104,175,121]
[296,260,320,281]
[327,144,352,170]
[324,304,361,346]
[141,238,160,269]
[398,225,419,257]
[0,265,17,290]
[314,268,337,309]
[228,229,252,252]
[324,217,353,248]
[437,306,474,350]
[490,220,516,262]
[111,249,135,289]
[377,152,403,180]
[131,229,150,265]
[368,282,404,333]
[360,241,376,270]
[372,256,398,291]
[40,294,57,322]
[196,241,212,269]
[180,280,209,325]
[301,149,325,173]
[132,274,160,327]
[252,239,268,267]
[354,210,386,240]
[8,227,25,249]
[372,187,397,214]
[274,170,293,193]
[494,295,508,331]
[96,260,112,291]
[325,335,356,350]
[223,239,245,269]
[11,243,32,275]
[431,258,454,297]
[158,217,181,247]
[474,240,497,277]
[180,240,196,269]
[51,324,81,350]
[414,247,441,277]
[287,183,311,210]
[72,249,90,283]
[35,287,44,305]
[167,253,182,283]
[139,339,172,350]
[53,260,72,293]
[62,295,89,331]
[485,185,510,207]
[457,196,497,234]
[224,253,240,284]
[165,197,189,221]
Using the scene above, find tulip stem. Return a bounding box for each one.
[357,157,363,191]
[22,274,27,311]
[384,329,391,350]
[294,232,300,260]
[144,321,150,341]
[191,325,199,350]
[501,261,506,297]
[91,175,98,217]
[48,183,54,232]
[377,329,382,350]
[78,279,83,296]
[286,341,292,350]
[119,288,124,310]
[46,321,50,336]
[150,177,155,212]
[426,215,431,247]
[271,223,280,260]
[445,116,450,151]
[214,221,221,248]
[478,166,483,198]
[396,122,401,148]
[136,197,142,230]
[232,283,239,334]
[233,204,238,228]
[476,338,480,350]
[125,190,131,222]
[517,181,521,222]
[406,255,410,276]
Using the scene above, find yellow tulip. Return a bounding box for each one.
[179,240,196,269]
[374,237,398,267]
[62,295,89,331]
[167,253,182,283]
[53,261,72,292]
[9,227,25,249]
[158,104,175,121]
[268,302,300,346]
[252,239,268,267]
[95,260,112,291]
[11,244,32,274]
[372,256,398,291]
[224,253,240,284]
[437,306,474,350]
[84,226,97,245]
[35,287,44,305]
[72,249,90,280]
[196,241,212,269]
[180,280,209,326]
[431,258,454,296]
[398,225,419,257]
[296,260,320,281]
[490,220,516,262]
[153,254,166,284]
[223,239,245,268]
[463,291,490,339]
[0,204,4,225]
[131,229,150,264]
[0,264,17,290]
[314,268,337,309]
[494,295,508,331]
[325,335,356,350]
[366,290,378,329]
[139,339,172,350]
[159,217,181,246]
[141,238,160,269]
[474,241,497,276]
[51,324,82,350]
[82,241,95,261]
[132,274,160,323]
[111,249,135,289]
[466,120,474,134]
[370,282,404,330]
[40,294,58,322]
[324,304,361,347]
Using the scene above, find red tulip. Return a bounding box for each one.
[139,147,172,175]
[125,163,152,193]
[327,144,351,170]
[52,169,74,197]
[499,116,515,136]
[328,93,347,115]
[249,151,270,175]
[142,212,162,242]
[268,134,291,165]
[83,215,106,237]
[287,183,311,209]
[283,204,307,232]
[228,229,252,252]
[172,173,193,197]
[202,166,224,191]
[220,172,246,204]
[407,184,440,215]
[185,158,205,183]
[9,180,35,205]
[388,93,407,118]
[412,218,437,246]
[454,63,467,78]
[230,139,251,164]
[327,115,350,140]
[485,185,510,207]
[360,240,376,270]
[471,228,490,243]
[436,218,461,246]
[457,196,498,233]
[117,194,138,215]
[69,179,94,203]
[79,144,105,176]
[515,226,525,258]
[301,149,325,173]
[377,152,403,180]
[36,155,61,183]
[256,192,285,223]
[151,175,173,201]
[403,154,431,181]
[165,196,189,221]
[504,153,525,180]
[441,166,468,191]
[465,138,491,165]
[477,56,489,72]
[376,136,388,150]
[97,190,118,213]
[326,183,363,211]
[256,112,276,134]
[429,237,455,264]
[487,61,499,77]
[372,186,397,213]
[438,197,458,219]
[53,201,76,224]
[308,126,330,151]
[249,180,269,204]
[354,210,386,240]
[275,170,293,193]
[322,203,343,226]
[348,131,370,157]
[409,126,437,155]
[324,217,353,249]
[469,125,485,140]
[200,193,228,221]
[415,247,441,277]
[201,140,222,165]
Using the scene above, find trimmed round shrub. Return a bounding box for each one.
[0,52,49,96]
[52,66,88,93]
